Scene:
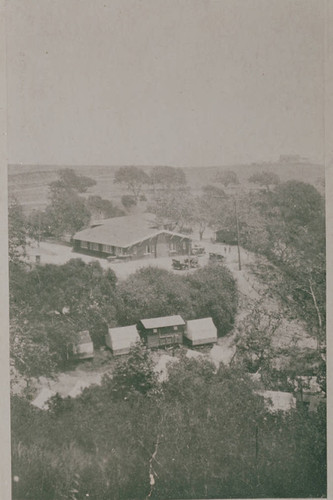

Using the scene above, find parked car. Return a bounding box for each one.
[209,252,225,262]
[184,256,199,268]
[172,257,199,270]
[191,245,206,256]
[172,259,187,270]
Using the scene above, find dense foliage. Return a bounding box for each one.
[9,261,237,380]
[117,265,237,335]
[213,181,325,344]
[25,169,124,239]
[86,195,125,220]
[186,264,238,334]
[11,354,326,499]
[121,194,137,210]
[44,188,91,238]
[248,171,280,189]
[9,259,118,375]
[109,342,159,399]
[116,267,195,325]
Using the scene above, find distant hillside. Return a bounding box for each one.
[8,161,325,213]
[186,162,324,188]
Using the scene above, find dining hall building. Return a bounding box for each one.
[72,214,192,260]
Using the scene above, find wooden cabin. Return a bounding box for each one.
[137,315,185,348]
[106,325,140,356]
[256,390,296,413]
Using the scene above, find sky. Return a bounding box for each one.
[6,0,325,167]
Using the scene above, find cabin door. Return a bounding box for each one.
[160,335,176,346]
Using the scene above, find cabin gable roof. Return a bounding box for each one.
[139,315,186,329]
[73,214,191,249]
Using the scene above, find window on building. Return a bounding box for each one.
[173,326,178,331]
[145,244,152,254]
[81,241,88,249]
[182,241,187,250]
[91,243,99,251]
[169,241,176,251]
[102,244,112,253]
[153,328,158,333]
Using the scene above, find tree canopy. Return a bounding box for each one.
[27,170,125,240]
[186,263,238,335]
[121,194,137,210]
[216,170,240,187]
[109,342,159,399]
[44,188,91,237]
[272,180,324,231]
[150,166,186,189]
[148,191,195,232]
[116,264,238,335]
[9,258,238,379]
[235,303,281,374]
[86,195,125,220]
[116,267,195,326]
[49,168,96,194]
[248,171,280,190]
[204,180,325,345]
[9,259,118,373]
[114,166,151,202]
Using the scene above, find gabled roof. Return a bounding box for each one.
[73,214,191,249]
[186,317,217,341]
[256,390,296,412]
[90,213,157,228]
[107,325,140,351]
[140,315,186,329]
